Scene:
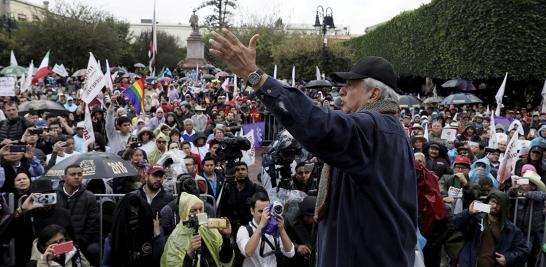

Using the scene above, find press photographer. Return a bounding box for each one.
[161,192,234,267]
[236,192,294,267]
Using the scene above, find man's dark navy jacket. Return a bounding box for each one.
[256,77,417,267]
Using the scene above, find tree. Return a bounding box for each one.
[131,30,186,70]
[196,0,237,30]
[13,1,133,70]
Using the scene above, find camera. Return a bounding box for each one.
[262,201,285,238]
[130,136,141,149]
[263,130,302,189]
[216,137,251,162]
[183,213,227,234]
[34,193,57,206]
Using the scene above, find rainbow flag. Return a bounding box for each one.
[122,79,145,114]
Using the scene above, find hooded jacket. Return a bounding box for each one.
[29,238,90,267]
[469,157,499,189]
[514,145,545,179]
[148,132,169,165]
[423,142,453,178]
[530,125,546,148]
[453,192,529,267]
[160,192,233,267]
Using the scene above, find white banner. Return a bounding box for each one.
[497,131,520,183]
[242,129,256,166]
[81,53,106,104]
[82,104,95,152]
[0,77,16,96]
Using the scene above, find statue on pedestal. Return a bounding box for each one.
[190,10,199,33]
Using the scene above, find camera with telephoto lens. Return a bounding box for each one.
[262,201,284,238]
[263,130,302,189]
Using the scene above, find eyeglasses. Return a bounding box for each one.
[454,166,469,170]
[157,140,167,144]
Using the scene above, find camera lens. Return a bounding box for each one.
[273,203,283,216]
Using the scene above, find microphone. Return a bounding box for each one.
[333,97,342,108]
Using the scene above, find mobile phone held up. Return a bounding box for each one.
[33,193,57,206]
[10,145,26,153]
[52,241,73,256]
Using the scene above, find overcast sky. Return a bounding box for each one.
[29,0,431,34]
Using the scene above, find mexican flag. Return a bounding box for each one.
[32,51,50,84]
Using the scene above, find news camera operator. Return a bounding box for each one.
[236,192,294,267]
[161,192,234,267]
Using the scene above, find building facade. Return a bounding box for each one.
[0,0,48,21]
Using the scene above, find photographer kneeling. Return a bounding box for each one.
[236,192,295,267]
[161,192,234,266]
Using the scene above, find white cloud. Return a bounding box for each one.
[27,0,431,34]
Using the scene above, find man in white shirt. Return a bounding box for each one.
[46,136,81,169]
[236,192,295,267]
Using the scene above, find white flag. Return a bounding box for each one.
[432,85,437,97]
[315,66,321,80]
[81,52,106,104]
[10,50,18,67]
[486,105,490,116]
[104,60,114,91]
[273,65,277,79]
[21,61,34,93]
[497,131,519,183]
[488,112,498,149]
[424,123,429,141]
[233,74,238,99]
[241,129,256,166]
[507,119,524,136]
[495,72,508,116]
[291,66,295,87]
[19,74,25,90]
[541,79,546,113]
[52,64,68,77]
[82,104,95,152]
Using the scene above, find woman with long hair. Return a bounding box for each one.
[28,224,91,267]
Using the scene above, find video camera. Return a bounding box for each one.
[217,137,251,181]
[182,213,228,234]
[264,130,302,189]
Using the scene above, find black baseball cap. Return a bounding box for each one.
[332,56,397,90]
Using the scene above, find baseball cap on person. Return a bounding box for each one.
[332,56,397,90]
[76,122,85,129]
[453,156,471,167]
[147,165,165,175]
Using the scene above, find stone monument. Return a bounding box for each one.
[181,10,207,70]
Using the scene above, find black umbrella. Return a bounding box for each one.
[399,95,422,107]
[441,79,476,91]
[18,100,68,116]
[201,64,215,70]
[440,93,483,105]
[43,152,139,179]
[305,80,333,88]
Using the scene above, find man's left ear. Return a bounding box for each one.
[371,88,381,101]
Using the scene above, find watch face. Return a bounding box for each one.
[248,73,260,85]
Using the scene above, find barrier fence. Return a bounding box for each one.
[1,193,545,266]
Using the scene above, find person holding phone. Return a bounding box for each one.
[452,191,529,267]
[28,224,91,267]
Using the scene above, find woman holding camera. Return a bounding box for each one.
[161,192,234,267]
[28,224,91,267]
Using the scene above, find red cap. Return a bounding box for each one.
[147,165,165,175]
[453,156,471,167]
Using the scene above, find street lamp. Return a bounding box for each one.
[313,6,335,47]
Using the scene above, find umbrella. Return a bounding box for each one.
[43,152,139,179]
[440,93,483,105]
[159,76,172,82]
[134,63,146,68]
[399,95,422,107]
[305,80,333,88]
[110,66,128,74]
[423,96,445,104]
[72,69,87,77]
[202,74,215,80]
[18,100,67,116]
[145,77,157,84]
[441,79,476,91]
[0,66,27,77]
[201,64,215,70]
[215,71,229,78]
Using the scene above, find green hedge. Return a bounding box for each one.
[345,0,546,81]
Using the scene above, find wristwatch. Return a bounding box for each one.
[246,69,265,87]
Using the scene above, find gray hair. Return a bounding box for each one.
[362,78,400,103]
[183,119,193,125]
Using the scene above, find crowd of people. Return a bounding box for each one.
[0,55,544,267]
